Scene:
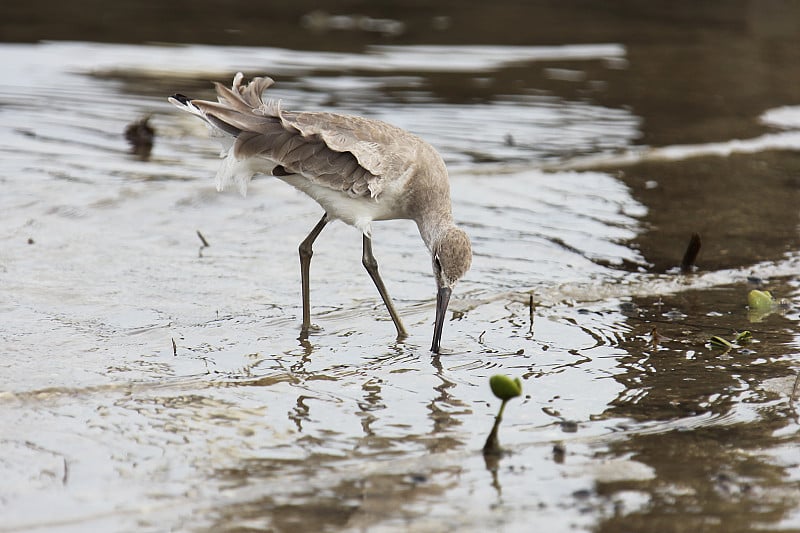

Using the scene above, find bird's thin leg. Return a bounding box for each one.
[299,213,329,335]
[362,234,408,340]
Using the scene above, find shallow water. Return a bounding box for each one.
[3,5,800,532]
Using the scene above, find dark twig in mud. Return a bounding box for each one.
[650,326,659,351]
[552,443,566,464]
[197,230,210,257]
[172,337,177,357]
[62,457,69,485]
[529,293,535,334]
[680,232,702,273]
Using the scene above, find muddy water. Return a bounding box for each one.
[2,4,800,532]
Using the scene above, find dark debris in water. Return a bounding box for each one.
[124,116,155,160]
[680,232,702,273]
[196,230,210,258]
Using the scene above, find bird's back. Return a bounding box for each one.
[173,74,445,205]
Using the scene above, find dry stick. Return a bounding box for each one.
[197,230,210,258]
[172,338,177,357]
[680,233,702,273]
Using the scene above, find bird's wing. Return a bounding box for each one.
[277,110,416,197]
[183,73,416,198]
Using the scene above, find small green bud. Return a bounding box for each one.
[489,374,522,401]
[747,290,775,311]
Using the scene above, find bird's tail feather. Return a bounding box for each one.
[169,73,282,196]
[170,73,371,199]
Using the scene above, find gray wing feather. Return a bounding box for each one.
[189,73,418,198]
[279,111,413,183]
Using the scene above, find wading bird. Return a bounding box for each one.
[169,73,471,352]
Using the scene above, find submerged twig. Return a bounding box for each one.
[528,293,535,334]
[680,232,702,273]
[197,230,210,257]
[552,443,566,464]
[789,370,800,424]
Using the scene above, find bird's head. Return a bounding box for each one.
[430,226,472,353]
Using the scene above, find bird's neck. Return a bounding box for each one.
[417,211,456,253]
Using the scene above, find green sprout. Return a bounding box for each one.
[709,335,734,350]
[747,289,782,322]
[483,375,523,456]
[709,330,754,354]
[747,290,775,311]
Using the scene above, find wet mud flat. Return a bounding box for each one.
[3,3,800,532]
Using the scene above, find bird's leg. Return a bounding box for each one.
[299,213,329,336]
[362,234,408,340]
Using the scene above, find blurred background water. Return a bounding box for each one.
[2,2,800,532]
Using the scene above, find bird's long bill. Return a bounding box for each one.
[431,287,452,353]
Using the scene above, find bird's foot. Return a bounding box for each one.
[299,323,324,340]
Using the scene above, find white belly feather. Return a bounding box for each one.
[280,172,407,236]
[215,149,408,236]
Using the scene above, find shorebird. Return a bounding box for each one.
[169,73,471,352]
